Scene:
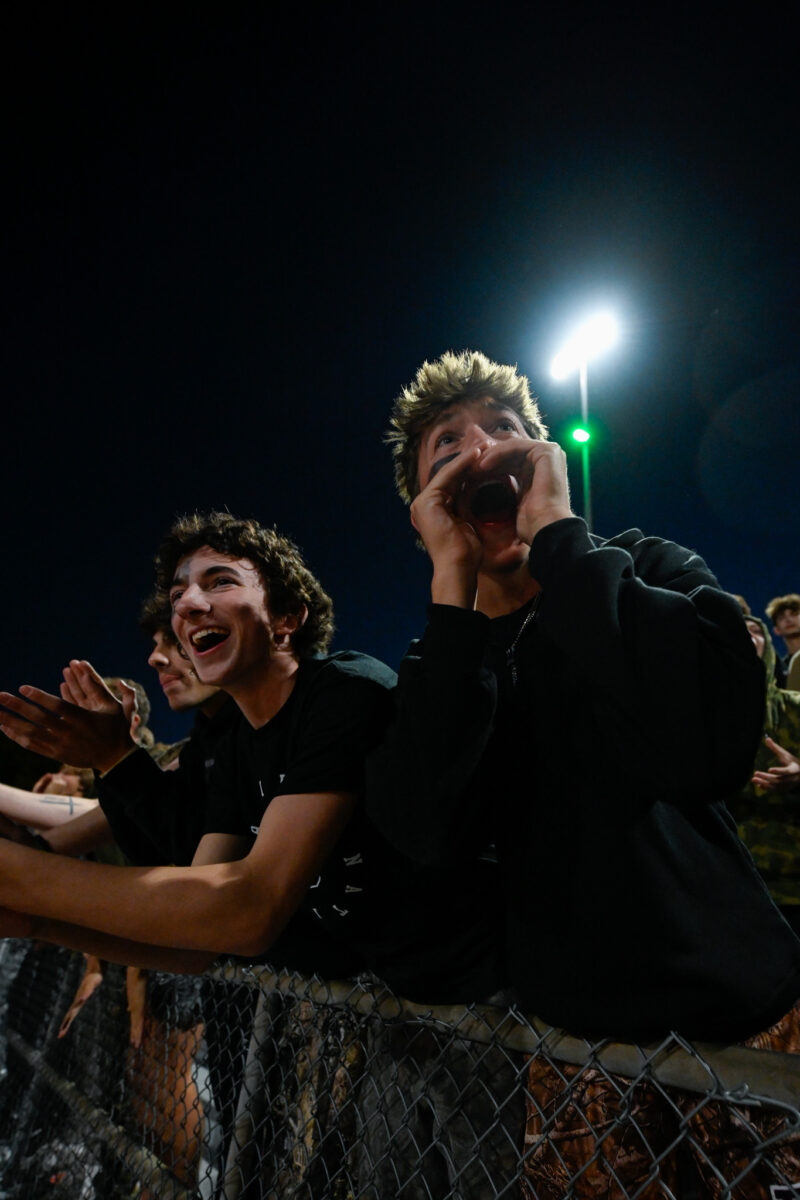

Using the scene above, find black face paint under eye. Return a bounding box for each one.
[427,451,460,483]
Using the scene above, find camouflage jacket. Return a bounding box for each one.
[732,617,800,905]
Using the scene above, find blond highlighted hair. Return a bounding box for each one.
[386,349,547,502]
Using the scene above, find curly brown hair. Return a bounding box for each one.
[386,349,548,502]
[153,512,334,658]
[139,592,175,642]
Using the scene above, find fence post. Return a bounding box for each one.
[221,986,276,1199]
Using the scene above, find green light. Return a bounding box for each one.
[572,427,590,443]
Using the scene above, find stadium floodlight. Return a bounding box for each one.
[549,310,620,533]
[550,311,619,382]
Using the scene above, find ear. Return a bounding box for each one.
[273,606,307,648]
[118,680,142,740]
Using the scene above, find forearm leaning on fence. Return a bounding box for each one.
[0,791,354,960]
[0,844,259,954]
[27,916,217,974]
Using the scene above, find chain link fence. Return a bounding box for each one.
[1,939,800,1198]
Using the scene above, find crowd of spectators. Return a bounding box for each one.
[0,349,798,1195]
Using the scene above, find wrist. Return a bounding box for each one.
[431,564,477,609]
[524,507,575,544]
[97,745,137,776]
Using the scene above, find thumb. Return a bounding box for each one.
[118,681,140,734]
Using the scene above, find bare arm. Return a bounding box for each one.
[0,780,98,829]
[44,804,116,855]
[0,792,355,958]
[0,831,252,972]
[0,908,217,973]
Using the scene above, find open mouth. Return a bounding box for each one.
[190,627,230,655]
[467,475,519,525]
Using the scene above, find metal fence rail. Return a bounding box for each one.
[1,941,799,1198]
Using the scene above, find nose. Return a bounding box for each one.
[148,646,170,669]
[173,582,211,618]
[463,423,497,452]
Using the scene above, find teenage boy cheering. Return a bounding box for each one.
[0,512,502,1002]
[366,348,800,1045]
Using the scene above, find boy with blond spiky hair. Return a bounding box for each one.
[372,347,796,1039]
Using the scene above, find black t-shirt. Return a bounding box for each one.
[98,699,240,866]
[205,651,506,1002]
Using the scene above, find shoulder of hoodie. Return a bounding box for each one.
[590,527,720,595]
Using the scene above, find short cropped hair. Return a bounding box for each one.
[766,594,800,623]
[386,349,548,503]
[154,512,334,658]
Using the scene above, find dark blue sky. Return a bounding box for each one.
[3,7,798,741]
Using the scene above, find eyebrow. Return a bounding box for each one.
[427,402,519,439]
[170,563,244,588]
[433,400,512,424]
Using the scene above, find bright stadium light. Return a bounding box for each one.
[549,310,621,533]
[550,311,619,382]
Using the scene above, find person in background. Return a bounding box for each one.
[766,593,800,686]
[0,676,153,847]
[732,615,800,935]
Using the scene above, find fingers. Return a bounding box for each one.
[474,436,539,478]
[410,445,484,570]
[62,666,91,707]
[0,712,61,756]
[764,736,795,765]
[62,661,106,705]
[0,690,52,721]
[0,691,81,760]
[70,660,112,696]
[18,685,71,716]
[126,966,148,1048]
[0,692,61,751]
[60,678,80,706]
[63,662,120,715]
[752,767,800,792]
[58,965,104,1038]
[503,440,573,544]
[419,445,482,501]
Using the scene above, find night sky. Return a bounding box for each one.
[3,7,799,741]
